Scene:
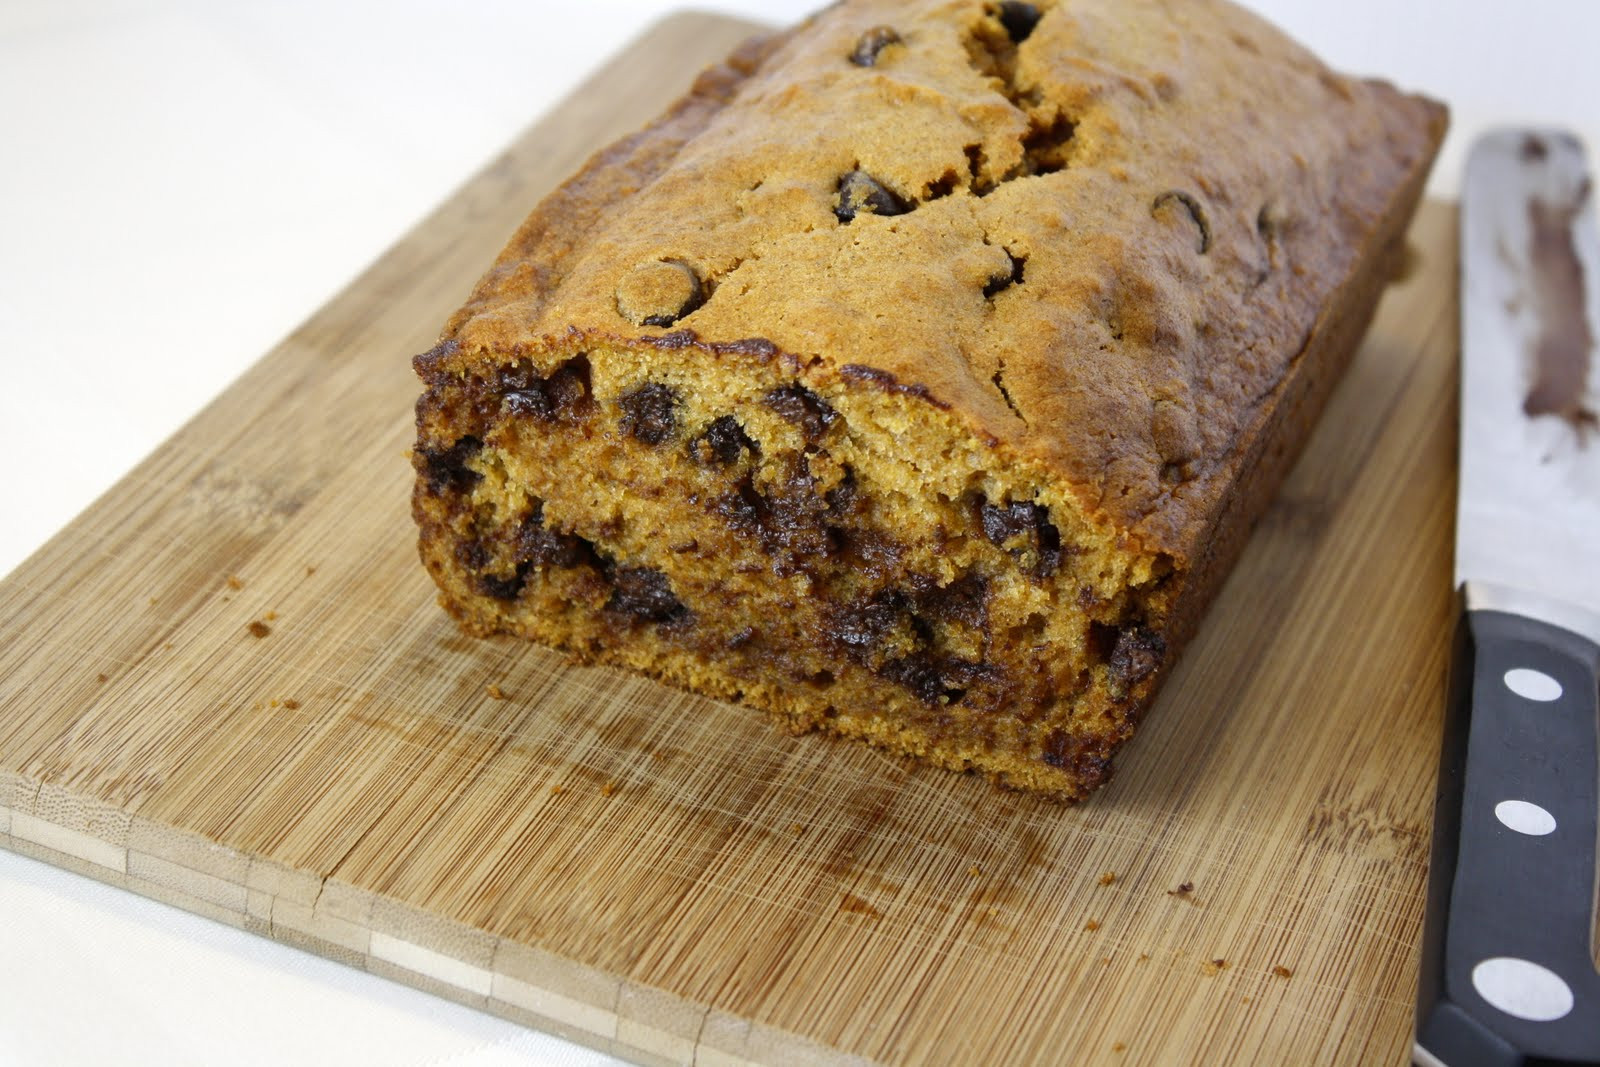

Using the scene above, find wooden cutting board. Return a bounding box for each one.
[0,13,1461,1065]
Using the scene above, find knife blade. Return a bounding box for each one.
[1414,129,1600,1067]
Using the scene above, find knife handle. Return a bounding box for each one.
[1415,604,1600,1067]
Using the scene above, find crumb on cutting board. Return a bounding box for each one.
[486,684,507,700]
[247,621,271,639]
[1273,965,1293,979]
[1099,871,1117,886]
[1201,958,1229,976]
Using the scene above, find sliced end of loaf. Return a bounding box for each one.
[413,331,1176,799]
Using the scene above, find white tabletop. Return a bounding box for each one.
[2,2,1597,1063]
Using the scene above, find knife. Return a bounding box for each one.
[1414,129,1600,1067]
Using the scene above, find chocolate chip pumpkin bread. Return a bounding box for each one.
[412,0,1445,800]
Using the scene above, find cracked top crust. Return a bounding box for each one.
[440,0,1445,560]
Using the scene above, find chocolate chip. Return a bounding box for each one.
[764,384,838,440]
[979,499,1040,545]
[1033,519,1063,579]
[1041,730,1112,783]
[605,567,687,623]
[420,436,483,494]
[615,259,705,327]
[880,652,985,705]
[503,389,550,420]
[828,590,912,657]
[824,467,858,516]
[714,478,764,537]
[879,652,945,704]
[619,382,681,445]
[515,502,594,570]
[545,358,591,412]
[692,415,757,466]
[504,357,592,421]
[978,497,1063,578]
[1152,190,1211,254]
[984,251,1027,298]
[996,1,1042,42]
[1109,626,1165,686]
[835,170,911,223]
[715,463,839,570]
[479,565,530,602]
[454,538,491,572]
[911,573,989,630]
[849,25,902,66]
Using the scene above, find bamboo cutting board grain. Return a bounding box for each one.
[0,13,1461,1065]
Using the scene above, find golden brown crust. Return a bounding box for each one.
[413,0,1445,800]
[442,0,1444,564]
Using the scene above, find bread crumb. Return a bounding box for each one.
[305,565,317,576]
[247,621,271,639]
[1099,871,1117,886]
[549,784,566,796]
[790,822,805,835]
[968,865,982,877]
[1137,953,1150,963]
[1112,1042,1127,1054]
[226,575,244,590]
[96,673,108,683]
[600,781,619,797]
[1272,965,1293,979]
[264,610,278,622]
[1201,958,1229,976]
[269,699,280,708]
[1083,919,1101,932]
[486,684,507,700]
[1168,881,1195,898]
[283,699,301,710]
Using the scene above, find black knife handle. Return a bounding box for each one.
[1415,606,1600,1066]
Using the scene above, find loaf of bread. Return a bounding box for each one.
[412,0,1445,800]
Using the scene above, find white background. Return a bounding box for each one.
[2,2,1598,1064]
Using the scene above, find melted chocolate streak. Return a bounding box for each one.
[1524,172,1598,440]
